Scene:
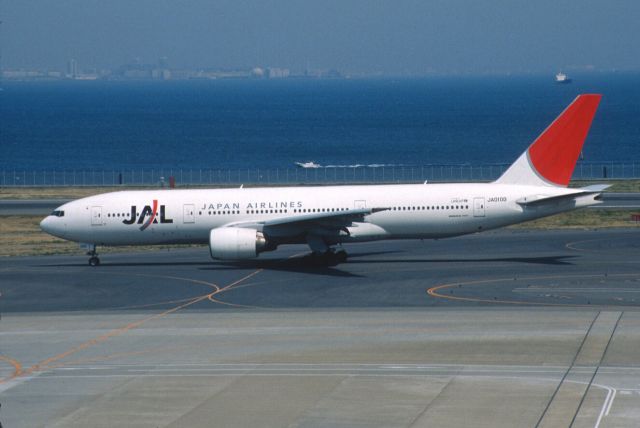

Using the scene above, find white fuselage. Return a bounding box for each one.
[41,182,600,247]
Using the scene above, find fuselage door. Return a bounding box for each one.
[91,206,103,226]
[183,204,195,224]
[354,200,367,209]
[473,197,485,217]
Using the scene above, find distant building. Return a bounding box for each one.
[3,70,42,79]
[304,68,342,79]
[122,68,152,79]
[267,67,290,79]
[152,68,171,80]
[68,59,78,79]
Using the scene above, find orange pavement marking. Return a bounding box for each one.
[24,293,211,375]
[0,252,304,383]
[427,273,640,307]
[133,274,221,293]
[207,269,264,308]
[208,295,261,309]
[3,269,263,381]
[0,355,23,384]
[107,296,205,311]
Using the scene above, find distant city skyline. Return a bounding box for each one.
[2,1,639,75]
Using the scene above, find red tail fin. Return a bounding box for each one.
[497,94,601,187]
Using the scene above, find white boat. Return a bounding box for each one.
[555,72,572,84]
[295,161,322,169]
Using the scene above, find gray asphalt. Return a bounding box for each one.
[1,228,640,312]
[2,228,640,427]
[2,191,640,215]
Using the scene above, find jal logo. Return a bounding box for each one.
[122,199,173,231]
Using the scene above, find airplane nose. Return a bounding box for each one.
[40,215,66,238]
[40,216,52,233]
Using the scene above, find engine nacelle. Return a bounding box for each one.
[209,227,267,260]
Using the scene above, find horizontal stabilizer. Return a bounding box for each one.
[516,184,610,206]
[578,184,611,193]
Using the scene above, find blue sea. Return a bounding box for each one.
[1,74,639,171]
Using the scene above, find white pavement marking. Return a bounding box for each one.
[0,373,39,393]
[593,383,616,428]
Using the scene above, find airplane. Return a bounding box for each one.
[41,94,606,266]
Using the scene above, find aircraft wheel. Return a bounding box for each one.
[323,251,341,267]
[89,256,100,266]
[335,250,348,263]
[309,252,328,267]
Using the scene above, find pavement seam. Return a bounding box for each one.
[406,374,456,427]
[569,311,624,428]
[534,310,601,428]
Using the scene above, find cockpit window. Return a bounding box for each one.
[51,210,65,217]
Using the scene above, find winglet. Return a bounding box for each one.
[496,94,601,187]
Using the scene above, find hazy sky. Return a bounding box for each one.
[2,0,639,74]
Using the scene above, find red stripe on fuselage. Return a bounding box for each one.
[528,94,601,186]
[140,199,158,231]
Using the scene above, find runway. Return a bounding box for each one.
[1,228,640,427]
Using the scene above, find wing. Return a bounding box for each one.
[223,207,391,252]
[226,207,389,231]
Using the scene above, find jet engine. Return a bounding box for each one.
[209,227,267,260]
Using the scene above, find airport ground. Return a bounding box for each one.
[1,185,640,427]
[2,227,640,427]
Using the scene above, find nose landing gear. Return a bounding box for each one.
[87,245,100,266]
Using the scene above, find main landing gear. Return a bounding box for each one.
[310,248,348,266]
[87,245,100,266]
[305,235,348,266]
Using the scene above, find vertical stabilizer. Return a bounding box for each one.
[496,94,601,187]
